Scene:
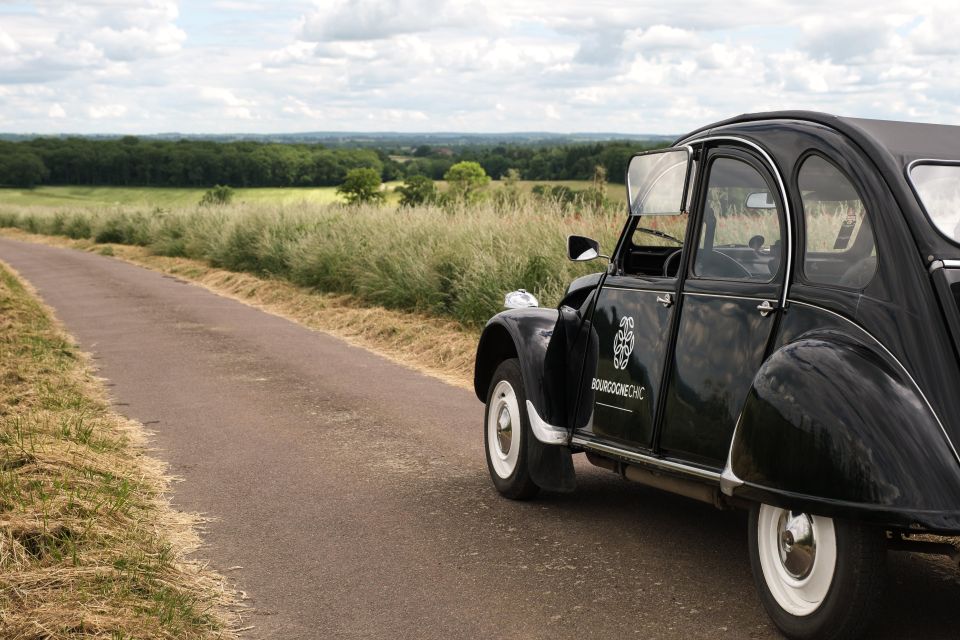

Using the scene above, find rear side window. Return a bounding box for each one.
[799,156,877,288]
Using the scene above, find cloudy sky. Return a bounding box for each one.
[1,0,959,134]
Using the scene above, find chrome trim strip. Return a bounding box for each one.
[788,299,960,466]
[602,285,675,295]
[525,400,568,445]
[571,435,722,482]
[941,259,960,269]
[720,415,746,496]
[682,291,769,302]
[930,260,945,273]
[687,135,794,310]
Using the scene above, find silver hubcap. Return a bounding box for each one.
[487,380,521,479]
[756,504,837,617]
[778,511,817,579]
[496,406,513,455]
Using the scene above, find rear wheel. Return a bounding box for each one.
[484,359,539,500]
[749,503,886,640]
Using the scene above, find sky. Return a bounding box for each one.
[1,0,959,135]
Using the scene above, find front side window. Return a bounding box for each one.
[692,156,783,282]
[799,155,876,288]
[910,163,960,243]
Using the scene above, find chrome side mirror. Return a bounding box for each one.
[567,235,603,262]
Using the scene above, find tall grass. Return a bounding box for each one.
[0,195,855,327]
[0,199,623,327]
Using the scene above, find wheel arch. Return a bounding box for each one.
[727,328,960,532]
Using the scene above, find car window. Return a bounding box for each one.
[799,155,876,289]
[692,156,783,282]
[909,163,960,244]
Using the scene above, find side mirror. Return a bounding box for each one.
[745,191,776,209]
[568,235,602,262]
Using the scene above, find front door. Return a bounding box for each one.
[657,147,787,468]
[574,147,695,450]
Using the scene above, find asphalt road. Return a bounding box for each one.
[2,238,959,640]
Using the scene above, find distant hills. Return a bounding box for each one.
[0,131,676,147]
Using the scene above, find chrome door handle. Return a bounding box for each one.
[757,300,778,317]
[656,293,674,308]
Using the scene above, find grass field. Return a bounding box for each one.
[0,183,855,328]
[0,191,623,326]
[0,180,628,209]
[0,261,233,638]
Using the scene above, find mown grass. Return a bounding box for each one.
[0,263,234,638]
[0,198,624,327]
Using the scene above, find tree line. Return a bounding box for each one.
[0,136,667,189]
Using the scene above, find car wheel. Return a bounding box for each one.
[484,358,539,500]
[749,503,886,640]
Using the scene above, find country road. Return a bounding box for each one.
[1,238,959,640]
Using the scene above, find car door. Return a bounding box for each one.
[657,146,787,468]
[573,148,695,450]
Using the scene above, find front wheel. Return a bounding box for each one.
[749,503,886,640]
[483,359,539,500]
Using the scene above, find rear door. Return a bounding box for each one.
[657,146,787,468]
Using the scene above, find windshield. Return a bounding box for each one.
[910,163,960,243]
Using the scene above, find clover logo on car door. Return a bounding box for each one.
[613,316,635,370]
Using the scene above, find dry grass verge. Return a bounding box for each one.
[0,229,478,390]
[0,259,237,638]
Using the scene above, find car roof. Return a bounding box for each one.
[675,109,960,164]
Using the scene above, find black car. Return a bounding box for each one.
[474,111,960,639]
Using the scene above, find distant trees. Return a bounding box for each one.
[396,175,436,207]
[443,161,490,202]
[0,136,665,190]
[0,148,49,187]
[336,167,385,204]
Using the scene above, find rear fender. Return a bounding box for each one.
[726,329,960,531]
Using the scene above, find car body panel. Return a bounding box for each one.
[475,111,960,533]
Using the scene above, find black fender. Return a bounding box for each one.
[474,307,576,492]
[728,329,960,532]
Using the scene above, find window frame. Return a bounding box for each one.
[688,149,787,285]
[795,151,878,291]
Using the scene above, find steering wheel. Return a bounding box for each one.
[695,250,753,279]
[663,250,683,277]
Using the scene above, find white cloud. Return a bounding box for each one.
[4,0,960,134]
[88,104,128,118]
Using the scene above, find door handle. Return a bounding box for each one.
[656,293,674,308]
[757,300,778,317]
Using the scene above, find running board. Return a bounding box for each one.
[571,435,722,482]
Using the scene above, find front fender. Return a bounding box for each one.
[728,329,960,532]
[474,307,563,426]
[474,307,576,492]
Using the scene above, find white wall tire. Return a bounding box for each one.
[483,359,539,500]
[749,503,886,640]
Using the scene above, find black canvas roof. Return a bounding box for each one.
[677,110,960,164]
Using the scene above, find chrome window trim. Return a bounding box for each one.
[601,285,676,295]
[930,259,960,272]
[570,434,722,482]
[684,135,794,310]
[787,299,960,466]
